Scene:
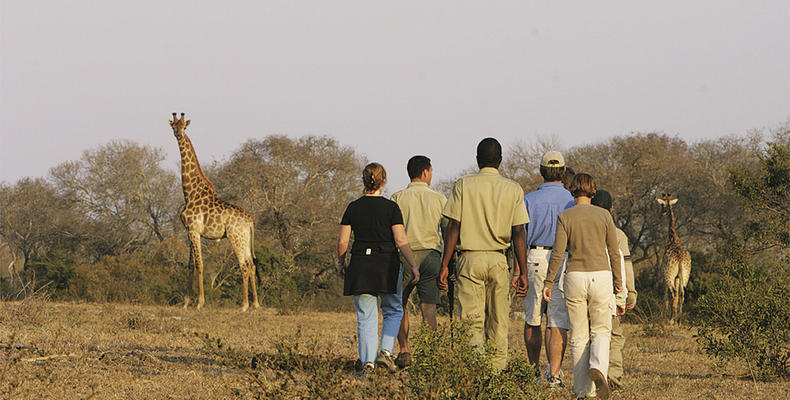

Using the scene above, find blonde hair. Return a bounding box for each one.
[362,162,387,193]
[569,173,596,198]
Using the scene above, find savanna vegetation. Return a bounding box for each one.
[2,121,790,394]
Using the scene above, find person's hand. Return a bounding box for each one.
[616,305,626,316]
[626,303,635,311]
[542,286,552,302]
[614,284,623,294]
[336,262,345,278]
[438,265,449,291]
[512,275,527,297]
[410,265,420,285]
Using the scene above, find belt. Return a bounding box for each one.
[459,249,507,254]
[530,245,552,250]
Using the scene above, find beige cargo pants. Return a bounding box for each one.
[455,251,511,371]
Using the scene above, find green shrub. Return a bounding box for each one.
[694,243,790,381]
[407,321,545,399]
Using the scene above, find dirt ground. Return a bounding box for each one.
[0,299,787,399]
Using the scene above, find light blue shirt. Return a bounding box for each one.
[524,182,574,247]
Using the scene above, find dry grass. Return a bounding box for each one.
[0,300,787,399]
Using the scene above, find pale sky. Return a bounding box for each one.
[2,1,789,190]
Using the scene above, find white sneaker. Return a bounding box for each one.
[547,374,565,388]
[541,366,551,384]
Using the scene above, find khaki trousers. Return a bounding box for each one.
[608,315,625,386]
[455,251,511,371]
[564,270,613,398]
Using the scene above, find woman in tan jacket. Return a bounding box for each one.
[542,173,622,400]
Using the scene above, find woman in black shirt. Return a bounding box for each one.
[337,162,419,373]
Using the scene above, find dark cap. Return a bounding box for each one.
[591,189,613,210]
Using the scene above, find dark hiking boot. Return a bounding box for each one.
[395,352,412,368]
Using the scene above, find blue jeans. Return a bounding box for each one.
[353,266,404,365]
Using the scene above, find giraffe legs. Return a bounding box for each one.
[249,258,260,309]
[666,283,678,324]
[232,243,259,312]
[676,279,685,322]
[184,246,194,309]
[187,231,206,310]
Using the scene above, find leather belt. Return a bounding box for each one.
[459,249,507,254]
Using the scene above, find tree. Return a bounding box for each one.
[212,135,366,274]
[0,178,84,282]
[49,140,179,257]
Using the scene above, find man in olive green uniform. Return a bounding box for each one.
[591,190,638,390]
[439,138,529,371]
[391,155,447,368]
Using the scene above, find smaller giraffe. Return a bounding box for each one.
[169,113,259,311]
[656,193,691,324]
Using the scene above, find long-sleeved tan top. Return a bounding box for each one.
[544,204,623,290]
[614,227,637,307]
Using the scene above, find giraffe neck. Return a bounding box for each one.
[176,133,215,200]
[667,202,680,245]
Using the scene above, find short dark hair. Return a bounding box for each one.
[476,138,502,168]
[540,165,566,182]
[407,155,431,179]
[562,166,576,190]
[569,173,596,198]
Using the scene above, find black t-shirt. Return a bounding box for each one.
[340,196,404,296]
[340,196,404,251]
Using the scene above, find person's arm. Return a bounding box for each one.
[543,216,568,302]
[605,217,623,293]
[393,223,419,284]
[511,224,528,297]
[624,248,637,310]
[439,218,460,291]
[337,225,351,277]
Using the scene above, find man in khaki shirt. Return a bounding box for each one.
[439,138,529,371]
[391,155,447,368]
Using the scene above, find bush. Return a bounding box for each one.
[407,321,545,399]
[694,242,790,381]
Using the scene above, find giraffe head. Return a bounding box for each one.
[168,112,191,138]
[656,192,678,214]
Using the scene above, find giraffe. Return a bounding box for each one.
[168,113,259,311]
[656,193,691,324]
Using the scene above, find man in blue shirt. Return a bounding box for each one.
[522,150,574,388]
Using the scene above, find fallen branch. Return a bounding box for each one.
[21,353,75,362]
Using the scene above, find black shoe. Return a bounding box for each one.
[395,352,412,368]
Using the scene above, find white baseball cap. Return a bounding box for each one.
[540,150,565,167]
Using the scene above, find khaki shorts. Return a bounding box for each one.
[546,284,570,330]
[522,248,550,326]
[401,249,442,305]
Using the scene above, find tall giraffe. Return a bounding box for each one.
[169,113,259,311]
[656,193,691,323]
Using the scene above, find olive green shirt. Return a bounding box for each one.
[615,227,637,306]
[545,204,623,290]
[442,167,529,251]
[391,181,447,252]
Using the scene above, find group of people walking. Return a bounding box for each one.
[336,137,637,399]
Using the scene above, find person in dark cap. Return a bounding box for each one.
[591,189,638,391]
